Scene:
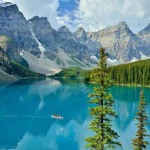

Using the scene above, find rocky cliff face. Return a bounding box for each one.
[29,17,90,61]
[95,22,144,61]
[0,46,11,74]
[75,22,150,62]
[0,35,21,62]
[0,2,150,75]
[0,3,40,57]
[75,27,101,54]
[57,26,76,41]
[29,16,57,51]
[137,24,150,56]
[137,23,150,42]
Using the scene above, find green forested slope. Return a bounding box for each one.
[54,59,150,86]
[54,67,90,77]
[10,60,42,78]
[108,59,150,86]
[0,46,42,78]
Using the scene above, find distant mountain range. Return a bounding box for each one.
[0,2,150,75]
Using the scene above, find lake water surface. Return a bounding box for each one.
[0,79,150,150]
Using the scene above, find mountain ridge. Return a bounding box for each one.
[0,2,150,75]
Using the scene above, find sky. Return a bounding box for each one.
[1,0,150,33]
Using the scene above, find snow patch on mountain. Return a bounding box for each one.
[140,52,150,59]
[90,53,98,61]
[131,57,138,62]
[30,26,45,55]
[90,53,121,66]
[107,58,120,66]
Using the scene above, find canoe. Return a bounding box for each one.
[51,115,63,119]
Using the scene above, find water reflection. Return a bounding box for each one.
[0,79,149,150]
[111,87,150,131]
[0,79,90,149]
[111,86,150,150]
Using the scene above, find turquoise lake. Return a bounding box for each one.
[0,79,150,150]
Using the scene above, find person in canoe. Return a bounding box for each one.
[51,114,63,119]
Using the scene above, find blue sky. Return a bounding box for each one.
[2,0,150,33]
[57,0,79,29]
[58,0,78,16]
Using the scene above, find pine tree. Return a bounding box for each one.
[85,48,121,150]
[108,59,150,86]
[132,90,149,150]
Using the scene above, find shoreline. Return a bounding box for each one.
[113,84,150,88]
[88,81,150,88]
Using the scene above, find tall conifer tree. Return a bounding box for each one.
[86,48,121,149]
[132,90,149,150]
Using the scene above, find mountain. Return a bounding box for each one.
[0,46,12,74]
[56,25,90,61]
[75,27,101,55]
[0,46,17,81]
[57,25,76,41]
[28,16,57,54]
[0,2,40,58]
[0,46,41,80]
[75,22,150,62]
[137,23,150,57]
[0,2,150,76]
[0,2,93,75]
[137,23,150,42]
[27,16,92,74]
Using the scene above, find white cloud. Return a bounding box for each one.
[2,0,150,32]
[73,0,150,32]
[3,0,62,29]
[56,15,77,31]
[59,0,68,1]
